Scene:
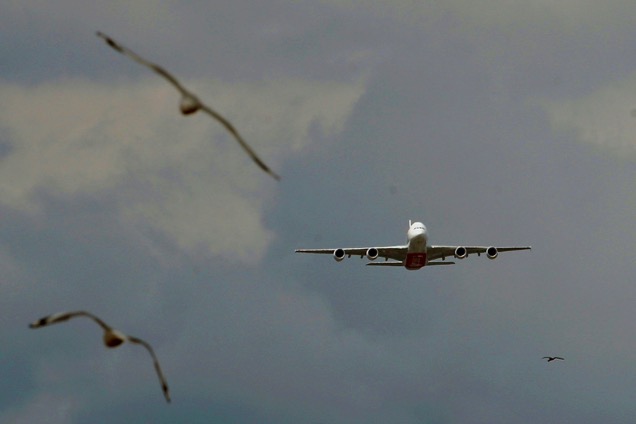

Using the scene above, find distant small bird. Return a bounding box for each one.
[29,310,170,403]
[542,356,565,362]
[96,31,280,181]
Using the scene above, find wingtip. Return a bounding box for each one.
[29,317,45,328]
[259,165,281,181]
[95,31,121,51]
[265,169,281,181]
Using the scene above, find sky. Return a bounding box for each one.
[1,1,636,423]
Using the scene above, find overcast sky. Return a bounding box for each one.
[1,1,636,423]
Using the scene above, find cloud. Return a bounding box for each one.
[0,77,365,261]
[3,0,177,30]
[540,72,636,155]
[0,242,22,291]
[322,0,636,31]
[0,392,79,424]
[165,280,429,423]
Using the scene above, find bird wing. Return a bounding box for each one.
[127,335,171,403]
[29,310,111,331]
[97,31,280,181]
[199,103,280,180]
[96,31,190,96]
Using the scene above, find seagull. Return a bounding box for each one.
[96,31,280,181]
[542,356,565,362]
[29,310,171,403]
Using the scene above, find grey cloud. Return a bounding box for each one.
[2,1,636,423]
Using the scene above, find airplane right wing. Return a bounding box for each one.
[295,245,408,262]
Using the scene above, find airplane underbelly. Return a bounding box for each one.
[405,252,427,270]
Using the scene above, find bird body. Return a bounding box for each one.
[180,94,201,115]
[103,328,127,347]
[542,356,565,362]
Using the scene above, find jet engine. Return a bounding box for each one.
[366,248,379,261]
[333,248,346,262]
[486,246,498,260]
[454,246,468,259]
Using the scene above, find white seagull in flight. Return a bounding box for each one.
[29,310,171,403]
[96,31,280,181]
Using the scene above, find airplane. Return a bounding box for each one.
[295,221,531,270]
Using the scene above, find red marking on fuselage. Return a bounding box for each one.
[405,252,427,270]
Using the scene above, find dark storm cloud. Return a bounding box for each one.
[1,1,636,423]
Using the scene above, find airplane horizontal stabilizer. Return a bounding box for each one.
[366,261,404,266]
[366,260,455,267]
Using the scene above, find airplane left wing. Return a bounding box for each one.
[428,245,531,261]
[295,245,408,262]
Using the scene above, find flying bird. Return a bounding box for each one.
[542,356,565,362]
[29,310,171,403]
[96,31,280,181]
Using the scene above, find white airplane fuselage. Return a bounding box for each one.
[405,222,428,270]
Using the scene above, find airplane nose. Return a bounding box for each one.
[408,225,427,239]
